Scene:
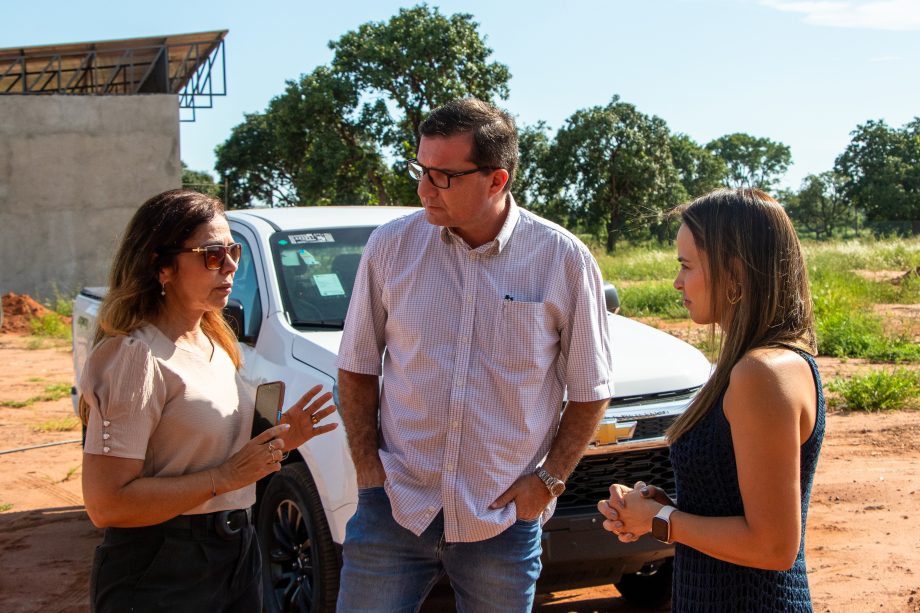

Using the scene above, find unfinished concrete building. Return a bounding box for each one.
[0,31,226,301]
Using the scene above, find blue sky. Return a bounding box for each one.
[4,0,918,191]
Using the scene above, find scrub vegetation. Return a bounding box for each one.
[599,238,919,352]
[0,382,71,409]
[598,237,920,410]
[28,313,70,341]
[32,416,81,433]
[829,370,920,412]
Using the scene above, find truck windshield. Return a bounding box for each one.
[269,227,376,329]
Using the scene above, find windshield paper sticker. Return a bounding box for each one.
[314,274,346,297]
[288,233,335,244]
[279,251,301,267]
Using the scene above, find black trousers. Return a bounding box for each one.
[90,511,261,613]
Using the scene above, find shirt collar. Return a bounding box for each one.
[439,193,520,255]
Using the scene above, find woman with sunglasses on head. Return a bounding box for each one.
[79,189,337,613]
[598,188,824,612]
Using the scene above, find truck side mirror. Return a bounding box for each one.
[223,299,247,342]
[604,282,620,314]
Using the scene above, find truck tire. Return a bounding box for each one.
[257,462,340,613]
[614,557,673,609]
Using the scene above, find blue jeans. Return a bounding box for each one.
[337,487,543,613]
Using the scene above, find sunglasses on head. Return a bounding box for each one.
[163,243,242,270]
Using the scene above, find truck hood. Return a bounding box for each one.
[292,313,711,399]
[606,313,711,397]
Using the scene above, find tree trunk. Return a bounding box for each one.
[368,170,389,206]
[606,214,621,252]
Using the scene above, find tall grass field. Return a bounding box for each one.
[594,238,920,363]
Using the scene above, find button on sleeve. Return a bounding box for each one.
[80,335,166,460]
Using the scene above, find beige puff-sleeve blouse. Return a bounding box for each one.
[80,325,255,514]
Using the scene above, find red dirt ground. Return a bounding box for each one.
[2,294,919,612]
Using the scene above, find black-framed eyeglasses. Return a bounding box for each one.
[406,158,499,189]
[163,243,242,270]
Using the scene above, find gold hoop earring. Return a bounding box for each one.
[727,285,742,305]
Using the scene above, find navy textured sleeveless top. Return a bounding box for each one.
[668,349,825,612]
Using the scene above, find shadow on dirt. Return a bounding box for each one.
[0,506,100,613]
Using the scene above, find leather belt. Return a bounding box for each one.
[163,508,252,539]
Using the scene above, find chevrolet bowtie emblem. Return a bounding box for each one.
[591,419,637,447]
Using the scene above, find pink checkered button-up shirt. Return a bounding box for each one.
[336,196,613,542]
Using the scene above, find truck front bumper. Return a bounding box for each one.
[537,509,673,590]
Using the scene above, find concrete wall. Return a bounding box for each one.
[0,95,180,301]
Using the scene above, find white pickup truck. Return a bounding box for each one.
[72,206,710,612]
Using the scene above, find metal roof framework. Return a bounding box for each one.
[0,30,227,122]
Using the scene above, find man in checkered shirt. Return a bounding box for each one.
[336,98,613,612]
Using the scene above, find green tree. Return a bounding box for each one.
[512,121,552,213]
[835,119,920,235]
[181,161,215,187]
[329,4,511,149]
[784,172,853,240]
[542,96,684,251]
[669,134,727,199]
[215,68,390,207]
[706,133,792,191]
[214,112,293,208]
[181,162,221,199]
[218,5,512,208]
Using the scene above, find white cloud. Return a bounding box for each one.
[760,0,920,31]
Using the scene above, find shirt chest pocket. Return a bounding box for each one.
[491,300,559,378]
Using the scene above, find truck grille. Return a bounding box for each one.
[557,448,675,511]
[632,414,678,440]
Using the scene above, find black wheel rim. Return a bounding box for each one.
[267,498,315,613]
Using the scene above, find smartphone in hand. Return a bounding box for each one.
[255,381,285,425]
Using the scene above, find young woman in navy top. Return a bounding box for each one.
[599,188,824,612]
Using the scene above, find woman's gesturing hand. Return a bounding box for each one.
[278,384,339,451]
[215,423,291,493]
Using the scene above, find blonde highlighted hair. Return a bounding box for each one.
[78,189,241,424]
[667,188,816,441]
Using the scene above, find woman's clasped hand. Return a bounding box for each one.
[597,481,671,542]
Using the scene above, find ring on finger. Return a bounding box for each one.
[268,441,275,452]
[311,414,320,425]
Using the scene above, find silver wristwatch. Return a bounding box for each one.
[535,466,566,497]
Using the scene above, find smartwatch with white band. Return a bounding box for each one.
[651,505,677,544]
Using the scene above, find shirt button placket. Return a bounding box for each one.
[444,249,478,537]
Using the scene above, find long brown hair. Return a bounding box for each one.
[79,189,241,423]
[667,188,816,441]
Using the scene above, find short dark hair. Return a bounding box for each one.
[419,98,518,192]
